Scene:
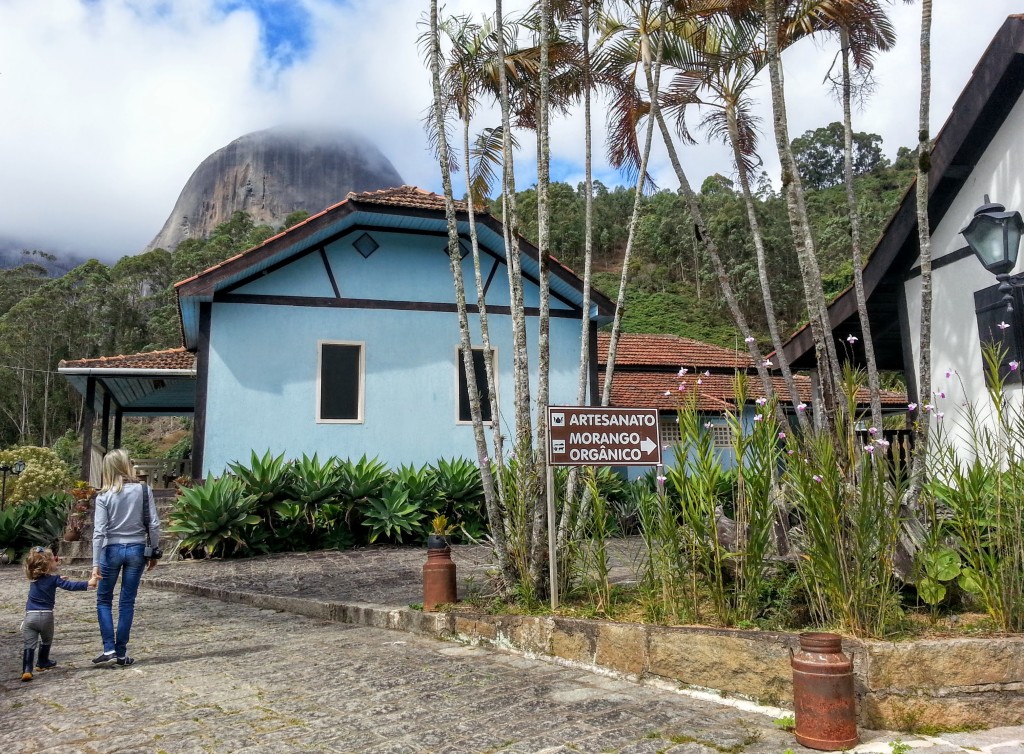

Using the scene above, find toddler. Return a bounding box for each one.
[20,546,100,681]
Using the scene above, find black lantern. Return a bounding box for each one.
[962,195,1024,310]
[0,460,26,509]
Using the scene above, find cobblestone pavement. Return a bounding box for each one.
[1,548,1022,754]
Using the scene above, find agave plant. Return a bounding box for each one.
[360,484,424,544]
[228,450,296,512]
[431,457,484,525]
[337,455,390,508]
[22,493,74,549]
[165,476,260,558]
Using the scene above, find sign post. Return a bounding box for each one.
[545,406,661,608]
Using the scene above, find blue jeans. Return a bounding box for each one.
[96,543,146,657]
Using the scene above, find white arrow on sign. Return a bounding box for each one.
[641,437,657,454]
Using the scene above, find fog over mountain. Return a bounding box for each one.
[146,127,405,251]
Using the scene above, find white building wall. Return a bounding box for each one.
[904,92,1024,448]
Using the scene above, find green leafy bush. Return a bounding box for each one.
[166,476,260,558]
[0,446,73,506]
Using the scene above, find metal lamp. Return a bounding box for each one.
[0,460,26,509]
[962,195,1024,310]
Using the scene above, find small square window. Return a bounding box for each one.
[353,232,379,259]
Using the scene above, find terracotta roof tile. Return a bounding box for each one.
[347,185,473,213]
[600,369,905,411]
[59,348,195,371]
[598,332,753,370]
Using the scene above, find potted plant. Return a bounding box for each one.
[427,514,456,550]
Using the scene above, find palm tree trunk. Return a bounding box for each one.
[727,111,809,433]
[840,27,883,429]
[427,0,512,588]
[642,62,776,403]
[559,0,596,554]
[763,0,843,431]
[909,0,933,505]
[529,0,553,591]
[462,116,507,530]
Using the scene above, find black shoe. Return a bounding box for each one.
[21,648,35,681]
[116,655,135,666]
[92,651,116,665]
[36,643,56,670]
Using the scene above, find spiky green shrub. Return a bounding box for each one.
[165,476,260,558]
[431,457,485,539]
[22,493,74,551]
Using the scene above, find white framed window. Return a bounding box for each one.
[316,341,365,423]
[456,347,496,425]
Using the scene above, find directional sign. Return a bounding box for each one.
[546,406,661,467]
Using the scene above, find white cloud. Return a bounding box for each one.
[0,0,1020,259]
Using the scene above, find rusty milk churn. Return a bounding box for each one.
[790,632,858,751]
[422,535,457,612]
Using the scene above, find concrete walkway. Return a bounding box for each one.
[1,545,1022,754]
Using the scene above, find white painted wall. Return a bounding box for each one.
[904,92,1024,448]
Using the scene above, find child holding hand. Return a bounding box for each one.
[20,546,100,681]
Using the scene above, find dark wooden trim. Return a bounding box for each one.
[484,258,500,297]
[113,409,123,448]
[80,377,96,481]
[906,246,976,279]
[783,18,1024,368]
[319,246,341,298]
[100,390,111,451]
[192,302,212,482]
[897,282,918,407]
[589,322,599,406]
[214,293,582,319]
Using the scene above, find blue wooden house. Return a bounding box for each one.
[60,186,615,482]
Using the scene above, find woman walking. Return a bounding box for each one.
[91,449,160,666]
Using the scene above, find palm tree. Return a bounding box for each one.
[761,0,846,432]
[698,21,810,431]
[425,0,513,588]
[791,0,898,430]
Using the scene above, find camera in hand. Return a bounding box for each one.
[144,546,163,559]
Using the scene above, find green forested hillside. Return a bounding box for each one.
[0,126,914,449]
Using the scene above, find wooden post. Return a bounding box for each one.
[100,390,111,452]
[80,377,96,482]
[113,409,123,449]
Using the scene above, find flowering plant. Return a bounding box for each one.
[66,481,95,533]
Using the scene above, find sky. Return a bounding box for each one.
[0,0,1021,261]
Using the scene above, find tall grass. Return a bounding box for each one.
[924,345,1024,631]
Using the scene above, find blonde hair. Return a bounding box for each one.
[100,448,137,493]
[24,547,55,580]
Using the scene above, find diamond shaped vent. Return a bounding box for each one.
[441,239,470,261]
[354,233,379,259]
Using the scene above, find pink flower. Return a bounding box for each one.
[923,403,934,413]
[704,422,713,429]
[877,438,891,448]
[656,474,667,484]
[812,474,823,483]
[696,378,703,385]
[744,336,755,344]
[998,321,1010,330]
[1012,361,1020,372]
[864,445,874,454]
[677,367,688,377]
[945,369,952,379]
[678,383,686,392]
[703,371,710,377]
[755,397,767,406]
[846,334,858,344]
[778,432,786,440]
[936,411,945,420]
[868,427,878,436]
[797,403,808,412]
[908,402,918,411]
[763,359,773,367]
[754,414,763,422]
[787,450,795,456]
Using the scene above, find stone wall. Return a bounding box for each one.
[442,612,1024,730]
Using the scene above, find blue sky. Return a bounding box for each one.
[0,0,1021,259]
